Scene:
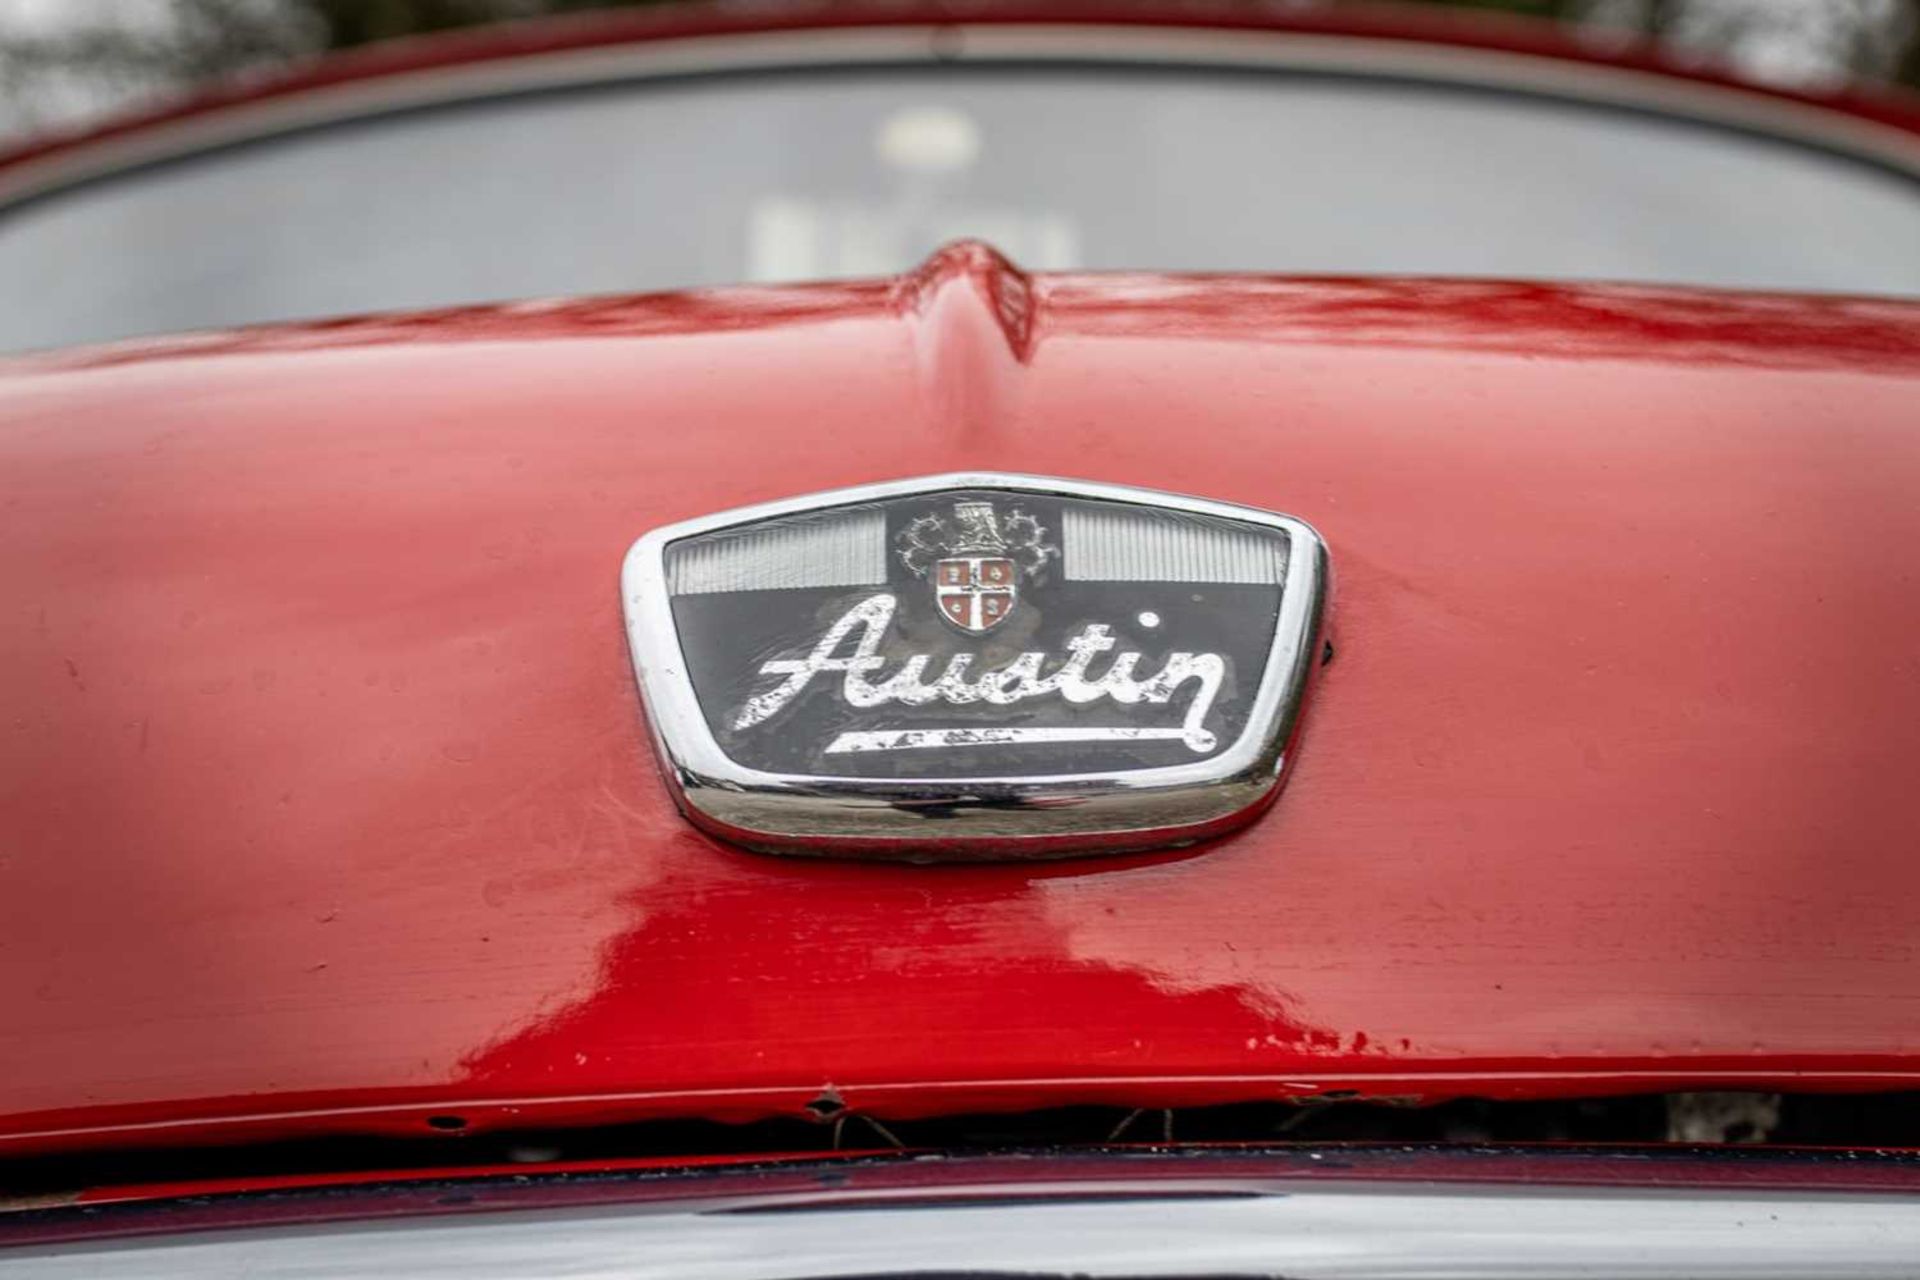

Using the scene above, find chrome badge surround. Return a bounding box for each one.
[621,474,1328,860]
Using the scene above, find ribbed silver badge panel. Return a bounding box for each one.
[1062,506,1289,584]
[666,510,888,595]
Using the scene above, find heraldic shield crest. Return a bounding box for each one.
[622,473,1329,861]
[898,500,1057,634]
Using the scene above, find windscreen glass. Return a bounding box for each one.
[3,64,1918,350]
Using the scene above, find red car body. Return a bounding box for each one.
[2,0,1919,1247]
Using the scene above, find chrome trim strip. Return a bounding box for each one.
[620,473,1329,857]
[12,1176,1920,1277]
[4,23,1915,212]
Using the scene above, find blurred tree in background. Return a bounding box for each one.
[1,0,1916,140]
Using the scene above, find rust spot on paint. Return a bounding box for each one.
[804,1088,847,1121]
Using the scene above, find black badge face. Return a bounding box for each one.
[662,491,1288,782]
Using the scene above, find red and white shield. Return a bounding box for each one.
[934,556,1017,633]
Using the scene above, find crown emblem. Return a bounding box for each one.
[897,501,1057,632]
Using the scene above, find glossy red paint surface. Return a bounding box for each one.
[2,252,1920,1157]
